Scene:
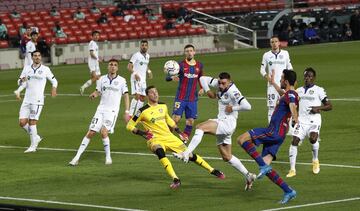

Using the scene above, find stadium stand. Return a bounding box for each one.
[0,2,207,48]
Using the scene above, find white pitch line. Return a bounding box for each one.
[0,93,360,102]
[0,145,359,169]
[261,197,360,211]
[0,196,147,211]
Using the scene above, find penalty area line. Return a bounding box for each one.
[0,196,147,211]
[0,145,359,169]
[261,197,360,211]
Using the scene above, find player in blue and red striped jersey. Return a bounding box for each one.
[166,44,204,140]
[237,69,299,204]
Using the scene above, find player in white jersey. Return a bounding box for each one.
[260,36,293,123]
[80,31,101,95]
[174,72,256,190]
[127,40,152,117]
[17,50,58,153]
[14,31,39,100]
[69,59,130,166]
[287,67,332,177]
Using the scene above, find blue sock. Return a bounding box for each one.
[184,125,193,136]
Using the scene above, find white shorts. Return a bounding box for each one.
[130,80,146,96]
[89,110,118,134]
[292,122,321,141]
[267,86,280,107]
[19,102,43,120]
[210,118,236,145]
[88,61,101,76]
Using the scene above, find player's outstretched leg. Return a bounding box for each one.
[80,80,92,96]
[266,169,297,204]
[155,148,181,189]
[239,139,272,179]
[69,136,90,166]
[189,153,225,179]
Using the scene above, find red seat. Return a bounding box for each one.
[133,26,142,32]
[167,29,177,37]
[117,32,128,40]
[196,27,207,34]
[144,25,152,31]
[148,31,158,38]
[158,30,167,37]
[0,41,10,49]
[107,33,118,41]
[67,36,78,43]
[153,24,163,30]
[187,28,197,35]
[83,29,92,36]
[77,35,88,43]
[8,29,18,37]
[113,27,123,33]
[73,30,82,36]
[55,37,67,44]
[128,31,138,39]
[177,28,187,36]
[99,33,108,41]
[103,27,113,34]
[138,31,149,38]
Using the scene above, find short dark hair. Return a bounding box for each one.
[304,67,316,77]
[140,40,148,44]
[30,31,38,36]
[108,59,119,64]
[145,85,155,96]
[219,72,231,80]
[92,30,100,36]
[271,35,279,40]
[31,50,41,57]
[184,44,195,50]
[283,69,297,86]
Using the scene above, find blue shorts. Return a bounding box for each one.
[248,127,285,161]
[172,100,198,119]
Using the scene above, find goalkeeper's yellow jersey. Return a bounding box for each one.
[126,102,176,139]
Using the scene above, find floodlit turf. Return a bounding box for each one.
[0,41,359,210]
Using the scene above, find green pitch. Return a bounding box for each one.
[0,41,359,210]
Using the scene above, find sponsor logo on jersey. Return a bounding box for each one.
[159,108,163,113]
[184,73,198,78]
[103,86,120,92]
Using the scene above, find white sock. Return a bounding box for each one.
[29,125,38,146]
[185,129,204,154]
[81,80,92,89]
[228,155,249,177]
[102,137,111,159]
[312,141,319,161]
[129,98,138,116]
[289,145,298,171]
[22,123,30,134]
[134,100,144,114]
[74,137,90,160]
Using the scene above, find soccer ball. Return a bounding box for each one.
[164,60,180,76]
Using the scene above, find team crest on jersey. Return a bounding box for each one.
[140,62,143,65]
[279,55,283,59]
[159,108,163,113]
[174,102,181,109]
[114,81,119,86]
[102,87,106,91]
[224,93,229,99]
[38,70,43,74]
[309,90,314,95]
[150,118,156,123]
